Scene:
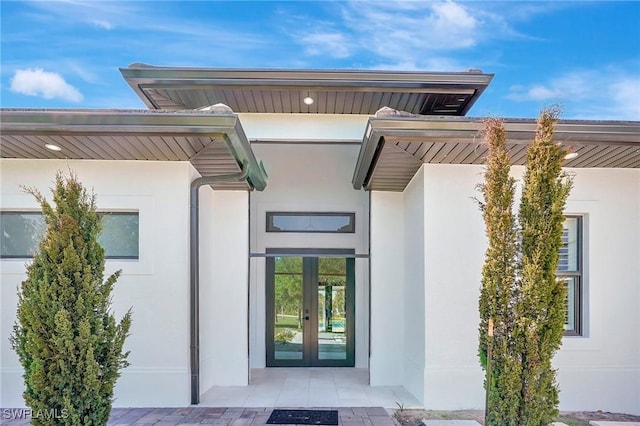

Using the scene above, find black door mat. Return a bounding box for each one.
[267,409,339,425]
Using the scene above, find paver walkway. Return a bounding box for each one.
[1,407,396,425]
[104,407,398,426]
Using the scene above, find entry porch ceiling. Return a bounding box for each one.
[353,116,640,191]
[0,109,267,191]
[120,64,493,116]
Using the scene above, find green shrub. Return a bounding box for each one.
[10,172,132,426]
[275,329,296,344]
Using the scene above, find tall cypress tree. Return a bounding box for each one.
[478,118,521,425]
[516,107,572,425]
[10,172,132,426]
[479,108,573,425]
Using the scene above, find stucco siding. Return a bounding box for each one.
[417,164,640,414]
[403,166,427,403]
[1,158,193,407]
[198,180,250,392]
[370,191,404,385]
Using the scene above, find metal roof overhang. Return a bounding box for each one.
[0,109,268,191]
[353,116,640,191]
[120,64,493,116]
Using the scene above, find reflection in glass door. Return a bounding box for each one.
[266,254,355,367]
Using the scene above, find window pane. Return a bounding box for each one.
[99,213,139,259]
[267,213,355,233]
[558,217,579,272]
[273,257,304,360]
[562,276,578,332]
[1,211,139,259]
[318,257,347,360]
[0,212,45,258]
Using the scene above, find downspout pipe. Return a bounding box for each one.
[190,166,249,405]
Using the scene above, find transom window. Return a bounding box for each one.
[558,216,583,336]
[266,212,355,233]
[1,211,139,259]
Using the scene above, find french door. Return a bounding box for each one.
[266,251,355,367]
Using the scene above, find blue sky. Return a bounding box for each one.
[1,1,639,120]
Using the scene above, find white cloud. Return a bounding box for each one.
[505,68,640,120]
[611,78,640,120]
[507,85,564,101]
[10,68,83,102]
[286,1,517,71]
[301,32,351,58]
[91,19,113,30]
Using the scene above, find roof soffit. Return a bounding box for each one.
[120,64,494,116]
[353,116,640,191]
[0,109,267,190]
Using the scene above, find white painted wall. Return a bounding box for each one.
[403,167,426,403]
[421,164,487,409]
[369,191,404,385]
[415,164,640,415]
[198,187,249,391]
[1,158,193,407]
[553,167,640,415]
[248,142,369,370]
[238,113,368,142]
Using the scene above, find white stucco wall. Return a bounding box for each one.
[553,167,640,414]
[403,167,426,403]
[421,164,487,409]
[370,163,639,415]
[198,187,249,391]
[238,113,368,142]
[416,164,640,414]
[1,159,193,407]
[248,142,370,370]
[369,191,404,385]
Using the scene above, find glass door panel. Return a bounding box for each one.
[317,257,347,360]
[271,257,304,362]
[266,253,354,367]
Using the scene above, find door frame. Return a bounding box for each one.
[265,248,356,367]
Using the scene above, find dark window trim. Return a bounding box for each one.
[266,212,356,233]
[1,210,139,260]
[558,215,583,336]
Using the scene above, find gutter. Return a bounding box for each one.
[190,167,249,405]
[189,105,268,405]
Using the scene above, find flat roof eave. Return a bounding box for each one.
[353,116,640,191]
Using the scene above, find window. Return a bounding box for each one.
[558,216,582,336]
[266,212,355,233]
[1,211,139,259]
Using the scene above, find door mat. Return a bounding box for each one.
[266,409,339,425]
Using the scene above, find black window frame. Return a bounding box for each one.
[558,215,583,336]
[266,212,356,234]
[0,210,140,260]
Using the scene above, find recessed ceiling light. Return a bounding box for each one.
[564,152,579,160]
[44,144,62,152]
[303,96,314,105]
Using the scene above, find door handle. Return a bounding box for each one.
[305,316,310,320]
